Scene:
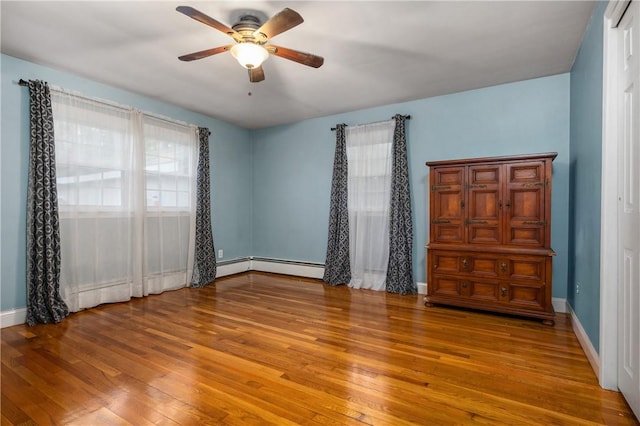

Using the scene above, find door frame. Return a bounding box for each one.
[599,0,631,391]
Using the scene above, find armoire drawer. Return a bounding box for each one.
[430,250,548,281]
[428,274,548,312]
[430,275,502,303]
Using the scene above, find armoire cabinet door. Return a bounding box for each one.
[504,161,548,247]
[467,164,503,245]
[430,166,465,244]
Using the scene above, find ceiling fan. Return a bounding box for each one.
[176,6,324,83]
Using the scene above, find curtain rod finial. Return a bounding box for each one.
[393,114,411,120]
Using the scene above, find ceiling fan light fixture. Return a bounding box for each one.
[230,43,269,69]
[177,7,324,82]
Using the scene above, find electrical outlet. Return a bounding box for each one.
[218,249,223,259]
[576,282,580,294]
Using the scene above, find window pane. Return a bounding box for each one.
[177,176,189,191]
[161,191,176,207]
[147,190,160,207]
[146,173,160,190]
[143,116,193,212]
[78,179,102,206]
[177,191,189,207]
[161,175,177,191]
[103,188,121,206]
[52,93,131,209]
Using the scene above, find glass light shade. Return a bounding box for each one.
[230,43,269,69]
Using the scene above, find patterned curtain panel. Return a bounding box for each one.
[386,115,417,295]
[191,127,217,288]
[323,124,351,286]
[25,80,69,325]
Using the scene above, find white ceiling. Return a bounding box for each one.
[1,1,596,129]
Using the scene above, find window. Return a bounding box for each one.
[55,99,132,209]
[51,91,198,312]
[345,120,395,291]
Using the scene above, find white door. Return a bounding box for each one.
[617,0,640,419]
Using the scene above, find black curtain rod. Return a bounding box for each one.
[19,78,208,134]
[331,114,411,131]
[20,78,365,137]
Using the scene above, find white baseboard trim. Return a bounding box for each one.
[1,308,27,328]
[553,297,568,313]
[569,304,601,380]
[417,282,427,295]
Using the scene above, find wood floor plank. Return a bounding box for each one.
[2,272,638,425]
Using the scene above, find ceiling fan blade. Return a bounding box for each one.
[267,45,324,68]
[254,8,303,40]
[249,66,265,83]
[178,45,232,62]
[176,6,240,40]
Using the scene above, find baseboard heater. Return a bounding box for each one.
[216,256,325,280]
[216,257,251,267]
[250,257,325,268]
[215,258,430,295]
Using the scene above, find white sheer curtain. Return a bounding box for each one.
[346,120,395,291]
[142,116,197,295]
[52,91,197,312]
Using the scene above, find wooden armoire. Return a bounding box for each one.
[425,152,556,325]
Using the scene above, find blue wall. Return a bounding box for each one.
[0,54,253,312]
[253,74,571,293]
[568,2,606,351]
[1,54,573,314]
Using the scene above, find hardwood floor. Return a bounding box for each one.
[2,272,638,425]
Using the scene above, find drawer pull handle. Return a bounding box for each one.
[468,184,487,189]
[434,264,438,270]
[461,258,468,268]
[462,282,468,289]
[500,262,507,272]
[466,220,488,225]
[501,287,507,297]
